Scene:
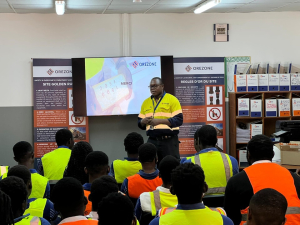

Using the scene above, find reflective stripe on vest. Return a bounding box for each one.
[84,190,92,216]
[42,148,71,180]
[0,166,9,176]
[24,198,47,218]
[240,163,300,225]
[29,173,49,199]
[192,151,232,194]
[159,206,223,225]
[55,220,98,225]
[113,160,142,184]
[159,206,226,217]
[150,190,178,216]
[128,174,162,199]
[16,216,41,225]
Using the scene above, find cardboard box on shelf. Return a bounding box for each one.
[277,142,300,166]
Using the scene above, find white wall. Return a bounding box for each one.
[1,12,300,107]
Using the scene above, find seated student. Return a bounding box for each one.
[87,175,119,220]
[64,141,93,185]
[247,188,287,225]
[0,165,9,176]
[0,190,14,225]
[83,151,110,216]
[1,141,50,199]
[98,192,138,225]
[6,165,59,224]
[110,132,144,187]
[0,176,50,225]
[121,143,163,206]
[150,163,234,225]
[38,129,74,181]
[51,177,97,225]
[224,135,300,225]
[135,155,179,225]
[181,125,238,205]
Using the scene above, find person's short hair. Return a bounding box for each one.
[55,129,73,146]
[249,188,287,224]
[124,132,144,154]
[13,141,33,161]
[51,177,84,212]
[7,165,31,185]
[89,176,118,211]
[171,163,205,203]
[64,141,93,184]
[0,176,28,213]
[0,190,14,225]
[138,143,157,163]
[158,155,180,184]
[84,151,109,175]
[194,125,218,148]
[247,135,273,161]
[151,77,163,85]
[98,193,134,225]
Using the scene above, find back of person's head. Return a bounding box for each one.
[124,132,144,155]
[247,135,274,162]
[55,129,74,147]
[171,163,205,204]
[0,190,14,225]
[98,193,136,225]
[0,176,28,216]
[51,177,87,217]
[194,125,217,149]
[89,175,118,211]
[65,141,93,184]
[84,151,109,176]
[138,143,157,164]
[158,155,180,185]
[248,188,287,225]
[13,141,34,163]
[7,165,32,192]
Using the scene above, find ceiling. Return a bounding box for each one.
[1,0,300,14]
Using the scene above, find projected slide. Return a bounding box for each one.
[85,57,161,116]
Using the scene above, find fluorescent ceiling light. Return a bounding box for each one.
[55,1,65,15]
[133,0,142,2]
[194,0,221,14]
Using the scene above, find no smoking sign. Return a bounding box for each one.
[207,107,223,121]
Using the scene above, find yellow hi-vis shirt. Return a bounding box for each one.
[138,93,182,137]
[113,159,142,184]
[187,151,233,195]
[42,147,71,181]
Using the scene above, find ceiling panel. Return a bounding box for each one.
[272,2,300,11]
[9,0,52,3]
[158,0,202,4]
[67,0,109,6]
[220,0,255,3]
[148,4,194,13]
[111,0,157,4]
[0,3,13,13]
[12,4,53,9]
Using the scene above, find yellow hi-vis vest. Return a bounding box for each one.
[29,173,49,199]
[42,147,71,180]
[159,207,224,225]
[149,190,178,216]
[187,151,233,195]
[24,198,47,218]
[1,172,48,199]
[113,160,142,184]
[16,216,42,225]
[0,166,9,176]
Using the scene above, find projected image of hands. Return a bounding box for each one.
[85,57,161,116]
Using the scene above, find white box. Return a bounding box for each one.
[238,98,249,116]
[250,124,263,138]
[258,74,268,91]
[268,74,279,91]
[239,150,249,167]
[250,99,262,117]
[265,99,277,117]
[292,98,300,116]
[278,99,290,117]
[247,74,258,92]
[234,75,247,92]
[279,74,290,91]
[291,74,300,91]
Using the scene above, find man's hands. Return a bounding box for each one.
[141,117,171,127]
[141,116,153,126]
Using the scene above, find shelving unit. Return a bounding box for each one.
[229,91,300,160]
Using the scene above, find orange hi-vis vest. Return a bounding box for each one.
[84,190,92,216]
[159,206,226,217]
[240,163,300,225]
[128,174,162,199]
[61,219,98,225]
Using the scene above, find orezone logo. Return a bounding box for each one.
[47,69,54,76]
[185,65,192,72]
[54,70,72,74]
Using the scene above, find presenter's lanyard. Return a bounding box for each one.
[152,91,166,118]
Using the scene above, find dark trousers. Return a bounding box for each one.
[147,135,180,165]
